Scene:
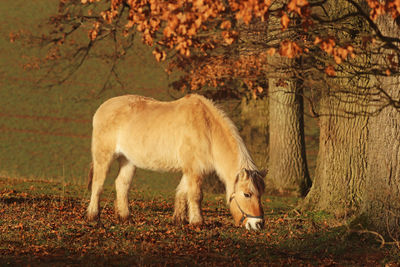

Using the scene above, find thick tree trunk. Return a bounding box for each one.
[265,0,311,196]
[268,70,311,196]
[361,15,400,236]
[302,0,369,216]
[303,91,369,216]
[364,93,400,234]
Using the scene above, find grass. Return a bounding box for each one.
[0,177,398,266]
[0,0,177,184]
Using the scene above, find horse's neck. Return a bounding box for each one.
[216,153,253,203]
[201,96,255,200]
[211,128,256,202]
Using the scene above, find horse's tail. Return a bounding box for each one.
[87,162,94,191]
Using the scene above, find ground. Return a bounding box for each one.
[0,177,398,266]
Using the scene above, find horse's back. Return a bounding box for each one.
[93,94,210,128]
[93,95,153,124]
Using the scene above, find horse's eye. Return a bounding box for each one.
[243,192,252,198]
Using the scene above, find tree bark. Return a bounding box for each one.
[302,0,370,216]
[361,15,400,236]
[302,90,369,216]
[268,66,311,196]
[266,0,311,196]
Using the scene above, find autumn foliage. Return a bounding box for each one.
[52,0,397,96]
[14,0,400,96]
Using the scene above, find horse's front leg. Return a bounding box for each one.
[186,174,204,225]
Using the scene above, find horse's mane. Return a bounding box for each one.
[192,95,257,172]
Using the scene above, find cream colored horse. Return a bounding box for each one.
[87,94,265,230]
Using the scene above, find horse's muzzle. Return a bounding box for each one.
[245,217,264,231]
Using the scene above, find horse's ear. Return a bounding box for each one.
[258,169,267,178]
[238,169,249,181]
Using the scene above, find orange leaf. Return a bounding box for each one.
[314,36,322,45]
[188,26,197,36]
[163,26,174,38]
[334,54,342,64]
[287,0,300,14]
[336,47,349,59]
[222,31,236,45]
[287,0,309,15]
[325,65,335,76]
[297,0,309,7]
[281,12,290,30]
[9,32,18,43]
[220,20,231,30]
[346,45,354,53]
[194,0,204,8]
[152,48,166,62]
[251,89,257,99]
[320,38,336,54]
[279,40,302,58]
[267,48,276,56]
[150,18,160,29]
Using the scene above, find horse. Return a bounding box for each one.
[86,94,266,230]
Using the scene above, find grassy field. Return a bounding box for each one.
[0,0,179,184]
[1,177,398,266]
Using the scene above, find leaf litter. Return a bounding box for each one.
[0,178,397,266]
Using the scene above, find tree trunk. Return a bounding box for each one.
[361,15,400,236]
[303,90,369,216]
[302,0,370,216]
[268,68,311,196]
[265,1,311,196]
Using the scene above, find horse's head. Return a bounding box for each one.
[229,169,266,230]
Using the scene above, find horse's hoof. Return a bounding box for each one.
[87,212,99,222]
[189,220,204,226]
[173,216,188,225]
[116,212,130,222]
[189,215,204,226]
[118,215,133,225]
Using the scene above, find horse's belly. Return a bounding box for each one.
[130,153,181,172]
[116,139,181,172]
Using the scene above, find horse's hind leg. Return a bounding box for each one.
[173,175,188,224]
[87,150,113,222]
[174,173,204,225]
[186,173,204,225]
[114,157,135,222]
